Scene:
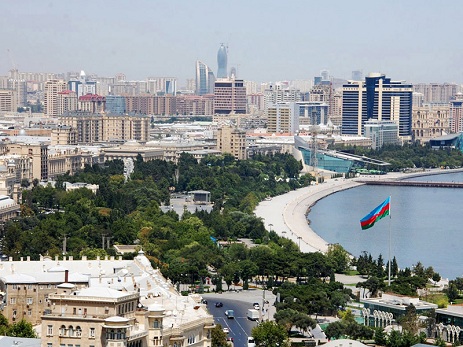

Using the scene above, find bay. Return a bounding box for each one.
[308,171,463,280]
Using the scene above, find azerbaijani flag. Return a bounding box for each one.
[360,196,391,230]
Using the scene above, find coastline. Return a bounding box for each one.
[254,168,463,253]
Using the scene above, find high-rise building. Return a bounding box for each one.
[7,79,27,107]
[195,61,215,95]
[68,70,97,98]
[413,83,459,104]
[450,93,463,133]
[105,95,126,114]
[341,73,413,138]
[352,70,363,81]
[44,79,67,117]
[267,102,300,134]
[57,90,78,115]
[0,90,15,112]
[147,77,177,95]
[216,125,247,160]
[264,85,301,111]
[213,78,246,114]
[217,44,228,78]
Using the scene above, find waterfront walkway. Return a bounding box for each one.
[254,168,463,253]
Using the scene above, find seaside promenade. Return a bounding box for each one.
[254,168,463,253]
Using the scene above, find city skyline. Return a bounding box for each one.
[1,1,462,84]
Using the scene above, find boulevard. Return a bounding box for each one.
[255,168,463,254]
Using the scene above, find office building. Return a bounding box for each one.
[217,44,228,78]
[68,70,97,98]
[364,119,399,149]
[412,104,450,143]
[264,85,301,111]
[105,95,126,114]
[44,79,67,117]
[341,73,413,138]
[216,125,247,160]
[213,78,246,114]
[267,102,300,134]
[297,101,329,126]
[147,77,177,95]
[195,61,215,96]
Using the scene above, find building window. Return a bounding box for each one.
[153,320,159,328]
[9,298,16,304]
[75,326,82,337]
[27,297,33,305]
[68,326,74,337]
[60,325,66,336]
[27,309,32,316]
[12,284,17,290]
[47,325,53,336]
[47,343,52,347]
[89,328,95,338]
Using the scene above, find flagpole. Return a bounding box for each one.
[388,195,392,287]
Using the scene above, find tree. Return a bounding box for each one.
[252,321,290,347]
[211,324,228,347]
[326,244,350,273]
[400,304,421,335]
[7,319,37,338]
[357,276,385,298]
[375,328,387,346]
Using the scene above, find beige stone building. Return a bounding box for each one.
[0,90,15,112]
[216,126,247,160]
[51,126,78,146]
[412,104,451,143]
[0,252,215,347]
[103,141,164,162]
[7,142,49,181]
[44,80,67,117]
[57,90,78,115]
[58,113,149,144]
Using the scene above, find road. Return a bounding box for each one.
[203,291,276,347]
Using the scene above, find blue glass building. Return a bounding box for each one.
[342,73,413,137]
[195,61,215,96]
[217,44,228,79]
[105,95,126,114]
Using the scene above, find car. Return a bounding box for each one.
[253,303,260,310]
[201,299,207,304]
[223,327,230,334]
[248,336,256,347]
[227,337,234,342]
[215,302,223,307]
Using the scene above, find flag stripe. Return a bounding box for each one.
[360,197,390,230]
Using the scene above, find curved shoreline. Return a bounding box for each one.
[254,168,463,253]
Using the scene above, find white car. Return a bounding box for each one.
[248,336,256,347]
[223,327,230,334]
[253,303,260,310]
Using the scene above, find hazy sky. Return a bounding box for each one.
[1,1,462,86]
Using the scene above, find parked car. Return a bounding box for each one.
[227,337,234,342]
[253,303,260,310]
[223,327,230,334]
[201,299,207,304]
[215,302,223,307]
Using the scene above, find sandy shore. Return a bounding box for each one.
[254,168,463,253]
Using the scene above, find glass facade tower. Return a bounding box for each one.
[217,44,228,79]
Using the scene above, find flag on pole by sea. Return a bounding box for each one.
[359,196,391,230]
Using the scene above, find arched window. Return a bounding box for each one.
[76,326,82,337]
[68,325,74,337]
[117,329,122,339]
[60,325,66,336]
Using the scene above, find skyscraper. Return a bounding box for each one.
[44,79,67,116]
[217,44,228,79]
[341,73,412,138]
[195,61,215,95]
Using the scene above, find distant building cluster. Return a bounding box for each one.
[0,44,461,198]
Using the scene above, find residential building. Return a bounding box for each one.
[7,79,27,108]
[297,101,329,126]
[363,119,399,150]
[412,104,450,143]
[341,73,413,138]
[413,83,459,103]
[0,90,15,112]
[213,78,246,114]
[450,94,463,133]
[7,142,49,181]
[147,77,177,95]
[264,85,301,111]
[78,94,106,113]
[57,90,78,115]
[44,80,67,117]
[58,113,149,144]
[267,102,300,135]
[216,126,247,160]
[195,61,215,96]
[68,70,97,98]
[176,95,214,115]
